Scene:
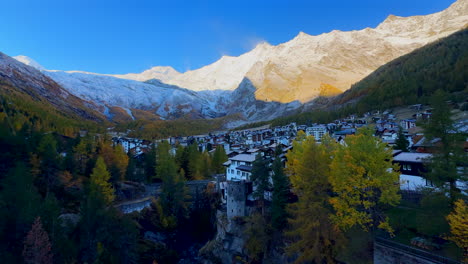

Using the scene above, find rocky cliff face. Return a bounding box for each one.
[199,210,288,264]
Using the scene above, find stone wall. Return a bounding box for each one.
[226,180,247,219]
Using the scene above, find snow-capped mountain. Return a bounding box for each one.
[167,42,273,92]
[12,55,228,120]
[9,0,468,123]
[161,0,467,104]
[111,66,181,83]
[44,69,228,120]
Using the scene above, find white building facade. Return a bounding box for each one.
[225,154,256,181]
[306,125,327,141]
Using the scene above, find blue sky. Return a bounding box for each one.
[0,0,455,74]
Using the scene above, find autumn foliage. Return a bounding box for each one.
[23,217,53,264]
[446,199,468,259]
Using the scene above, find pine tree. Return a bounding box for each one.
[329,127,400,233]
[270,157,289,230]
[0,162,41,261]
[244,213,271,263]
[89,156,115,205]
[98,139,129,182]
[36,134,60,195]
[126,153,144,182]
[274,145,283,157]
[175,145,189,176]
[80,156,137,263]
[187,144,204,180]
[394,126,409,152]
[156,141,190,221]
[201,151,212,178]
[112,144,129,181]
[74,136,96,175]
[423,90,466,203]
[212,145,228,174]
[175,145,186,168]
[23,217,53,264]
[251,153,270,215]
[286,136,343,263]
[145,144,157,182]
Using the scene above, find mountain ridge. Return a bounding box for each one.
[8,0,468,124]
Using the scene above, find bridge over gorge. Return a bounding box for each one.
[115,179,216,214]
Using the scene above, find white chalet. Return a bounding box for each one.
[225,154,256,181]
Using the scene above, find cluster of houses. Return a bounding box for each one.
[215,110,467,219]
[107,106,467,220]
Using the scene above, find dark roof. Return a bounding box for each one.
[236,165,253,172]
[393,152,431,163]
[334,129,356,135]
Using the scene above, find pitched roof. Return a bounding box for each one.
[230,154,256,162]
[393,152,431,163]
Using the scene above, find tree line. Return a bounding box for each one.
[0,107,227,263]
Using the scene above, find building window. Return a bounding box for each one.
[403,164,412,171]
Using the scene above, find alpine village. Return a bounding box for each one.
[0,0,467,263]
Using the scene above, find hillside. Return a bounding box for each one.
[332,28,468,114]
[238,28,468,129]
[0,52,107,135]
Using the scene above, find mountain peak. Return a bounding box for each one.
[385,14,400,21]
[293,31,311,41]
[253,41,273,51]
[109,65,181,82]
[13,55,45,70]
[144,66,180,75]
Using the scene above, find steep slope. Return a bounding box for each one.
[13,59,228,120]
[332,28,468,112]
[164,0,467,104]
[0,52,105,123]
[240,27,468,130]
